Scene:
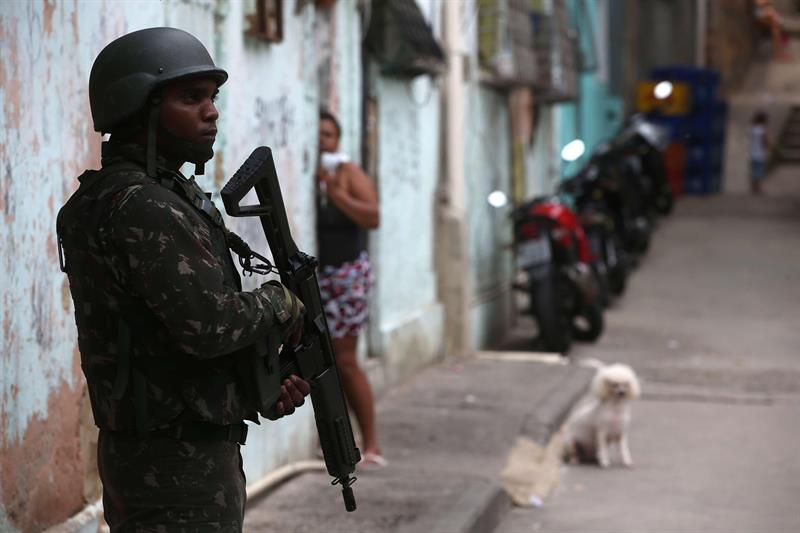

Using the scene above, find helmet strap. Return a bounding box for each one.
[146,97,162,178]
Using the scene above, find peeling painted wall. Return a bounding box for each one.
[558,0,624,178]
[458,0,517,350]
[211,0,324,490]
[0,0,565,529]
[0,1,163,530]
[368,0,446,383]
[463,85,515,349]
[526,105,562,196]
[0,0,346,530]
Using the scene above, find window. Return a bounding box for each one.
[246,0,283,43]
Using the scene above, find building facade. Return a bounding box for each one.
[0,0,609,530]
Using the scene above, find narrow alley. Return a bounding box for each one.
[497,166,800,533]
[496,40,800,529]
[2,1,800,532]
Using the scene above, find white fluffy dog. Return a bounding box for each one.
[564,363,641,468]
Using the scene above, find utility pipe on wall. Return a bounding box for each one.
[445,0,466,214]
[696,0,708,68]
[437,0,472,356]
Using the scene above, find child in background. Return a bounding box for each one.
[750,112,770,195]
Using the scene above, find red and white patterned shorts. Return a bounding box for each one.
[318,252,374,339]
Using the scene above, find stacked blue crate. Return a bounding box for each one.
[648,67,727,194]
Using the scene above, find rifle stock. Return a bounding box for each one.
[222,146,360,512]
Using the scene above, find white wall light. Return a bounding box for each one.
[654,81,674,100]
[561,139,586,162]
[487,190,508,208]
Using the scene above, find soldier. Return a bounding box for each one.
[57,27,309,531]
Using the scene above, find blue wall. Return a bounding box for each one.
[558,0,624,177]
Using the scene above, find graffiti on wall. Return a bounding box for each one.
[254,93,298,149]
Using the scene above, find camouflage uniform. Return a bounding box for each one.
[58,141,292,531]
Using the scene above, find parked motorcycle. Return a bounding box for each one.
[615,115,674,216]
[511,196,605,353]
[589,141,653,256]
[559,165,630,299]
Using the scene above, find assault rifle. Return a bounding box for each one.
[221,147,360,512]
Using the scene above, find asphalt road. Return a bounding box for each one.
[496,166,800,533]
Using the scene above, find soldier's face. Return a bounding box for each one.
[160,77,219,147]
[319,118,339,153]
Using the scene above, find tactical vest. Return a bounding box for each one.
[57,151,260,434]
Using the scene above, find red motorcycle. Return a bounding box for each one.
[511,196,605,354]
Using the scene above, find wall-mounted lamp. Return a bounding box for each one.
[487,190,508,208]
[654,81,674,100]
[561,139,586,162]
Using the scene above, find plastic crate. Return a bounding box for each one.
[651,66,721,111]
[684,140,724,171]
[685,104,727,141]
[683,168,721,195]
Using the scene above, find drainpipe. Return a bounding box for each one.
[444,0,466,215]
[437,0,472,357]
[695,0,708,68]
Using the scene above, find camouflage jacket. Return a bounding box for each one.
[58,142,284,431]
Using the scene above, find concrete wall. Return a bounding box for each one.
[558,0,624,177]
[0,0,341,530]
[368,0,445,385]
[0,3,161,530]
[526,105,562,195]
[706,0,759,94]
[635,0,697,78]
[0,0,566,529]
[463,84,515,349]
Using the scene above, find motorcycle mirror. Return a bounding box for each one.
[561,139,586,162]
[654,81,673,100]
[487,190,508,208]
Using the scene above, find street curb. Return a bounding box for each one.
[456,363,593,533]
[243,358,595,533]
[398,479,512,533]
[524,365,595,444]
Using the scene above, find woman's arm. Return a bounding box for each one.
[322,162,380,229]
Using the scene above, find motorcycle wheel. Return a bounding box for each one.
[572,301,604,342]
[608,263,628,296]
[530,275,572,354]
[631,224,651,255]
[606,237,629,296]
[593,262,611,307]
[655,191,674,215]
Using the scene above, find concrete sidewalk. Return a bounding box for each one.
[243,353,593,533]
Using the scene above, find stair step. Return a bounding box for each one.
[778,149,800,162]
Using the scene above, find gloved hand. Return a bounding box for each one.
[260,280,305,343]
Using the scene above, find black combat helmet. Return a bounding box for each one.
[89,27,227,175]
[90,27,227,133]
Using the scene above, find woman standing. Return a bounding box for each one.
[316,110,385,468]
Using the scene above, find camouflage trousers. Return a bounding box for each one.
[98,430,246,532]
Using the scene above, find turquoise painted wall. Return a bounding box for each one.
[558,0,624,178]
[0,1,351,529]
